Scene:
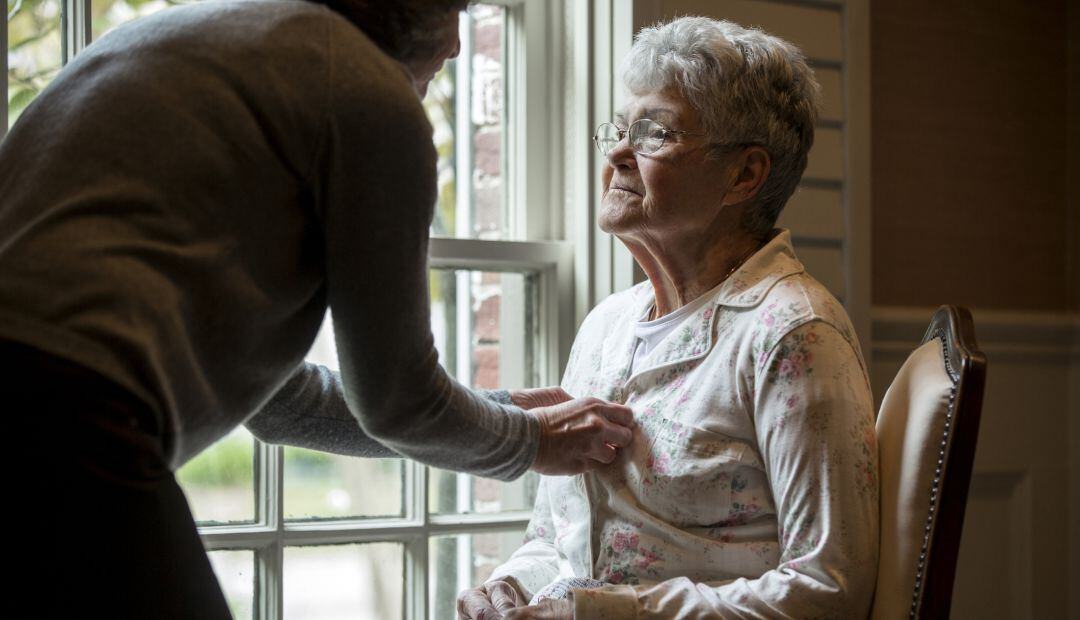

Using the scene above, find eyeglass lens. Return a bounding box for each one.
[593,119,667,155]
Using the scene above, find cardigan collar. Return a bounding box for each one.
[621,229,805,382]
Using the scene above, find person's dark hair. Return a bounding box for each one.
[315,0,470,64]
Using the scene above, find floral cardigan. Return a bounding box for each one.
[488,230,879,619]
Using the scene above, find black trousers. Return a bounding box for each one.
[4,340,232,619]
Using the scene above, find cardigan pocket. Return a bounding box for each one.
[632,417,767,527]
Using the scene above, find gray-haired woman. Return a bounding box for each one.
[458,16,878,619]
[0,1,634,617]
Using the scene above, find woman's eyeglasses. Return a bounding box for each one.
[592,118,706,155]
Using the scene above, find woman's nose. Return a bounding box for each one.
[606,135,637,168]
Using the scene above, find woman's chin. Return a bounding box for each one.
[598,202,645,235]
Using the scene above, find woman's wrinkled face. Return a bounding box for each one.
[598,90,736,243]
[407,11,461,97]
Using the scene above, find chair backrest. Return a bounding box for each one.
[870,306,987,620]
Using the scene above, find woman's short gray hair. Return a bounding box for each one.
[622,16,820,236]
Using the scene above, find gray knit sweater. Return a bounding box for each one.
[0,0,538,479]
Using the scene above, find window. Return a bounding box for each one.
[5,0,573,618]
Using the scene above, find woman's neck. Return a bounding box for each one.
[622,229,762,319]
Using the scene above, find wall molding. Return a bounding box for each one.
[872,306,1080,364]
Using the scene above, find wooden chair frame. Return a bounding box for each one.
[909,305,987,618]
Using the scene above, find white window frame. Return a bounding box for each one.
[1,0,7,139]
[3,1,578,619]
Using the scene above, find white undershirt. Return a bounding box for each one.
[631,280,726,374]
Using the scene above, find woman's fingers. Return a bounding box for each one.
[457,588,501,620]
[486,580,523,612]
[530,398,637,475]
[590,441,618,464]
[600,402,635,428]
[600,419,634,448]
[509,386,574,409]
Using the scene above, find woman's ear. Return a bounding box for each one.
[720,146,771,207]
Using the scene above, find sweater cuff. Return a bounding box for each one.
[573,585,638,619]
[477,388,514,405]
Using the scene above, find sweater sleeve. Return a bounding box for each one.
[572,321,880,619]
[244,363,515,458]
[310,22,539,481]
[244,362,398,457]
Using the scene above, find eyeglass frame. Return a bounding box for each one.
[592,118,709,155]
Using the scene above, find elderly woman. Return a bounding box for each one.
[458,16,878,620]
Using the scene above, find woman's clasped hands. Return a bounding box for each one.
[457,579,573,620]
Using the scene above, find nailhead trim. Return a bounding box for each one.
[909,329,960,618]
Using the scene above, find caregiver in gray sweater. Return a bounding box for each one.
[0,0,633,617]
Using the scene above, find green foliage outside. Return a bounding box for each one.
[6,0,194,127]
[177,434,344,487]
[177,429,255,487]
[7,0,61,126]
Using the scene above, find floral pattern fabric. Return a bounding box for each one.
[487,230,880,619]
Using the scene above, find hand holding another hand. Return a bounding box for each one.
[529,396,635,476]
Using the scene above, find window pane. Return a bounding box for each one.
[285,543,403,620]
[208,550,254,620]
[429,268,541,515]
[7,0,62,127]
[177,425,255,524]
[428,530,526,620]
[430,469,539,515]
[425,4,507,240]
[287,313,405,520]
[429,269,539,389]
[284,448,404,520]
[91,0,193,41]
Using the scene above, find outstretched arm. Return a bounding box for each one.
[246,363,532,458]
[314,33,633,481]
[245,362,399,457]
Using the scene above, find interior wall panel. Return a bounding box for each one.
[815,67,844,123]
[795,245,845,300]
[804,127,843,181]
[871,0,1070,311]
[872,309,1075,619]
[780,187,843,240]
[637,0,843,62]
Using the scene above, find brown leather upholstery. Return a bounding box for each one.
[870,306,987,619]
